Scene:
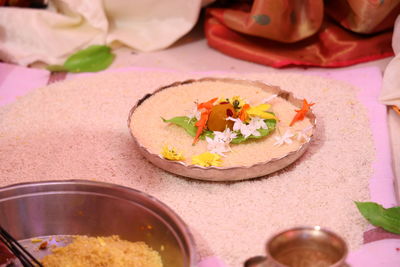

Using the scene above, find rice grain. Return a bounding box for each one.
[0,71,373,267]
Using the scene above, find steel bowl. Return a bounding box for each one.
[266,226,348,267]
[128,77,316,182]
[245,226,348,267]
[0,180,197,267]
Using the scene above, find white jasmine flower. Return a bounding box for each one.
[246,122,261,137]
[227,117,249,137]
[296,125,313,142]
[262,94,278,103]
[213,128,237,142]
[227,117,266,138]
[206,137,231,156]
[186,106,201,121]
[274,129,295,146]
[206,128,237,156]
[249,117,268,130]
[237,121,254,138]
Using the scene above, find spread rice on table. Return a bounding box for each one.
[0,70,373,267]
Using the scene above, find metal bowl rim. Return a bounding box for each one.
[265,225,348,266]
[0,179,198,267]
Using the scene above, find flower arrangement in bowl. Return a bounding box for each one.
[128,78,316,181]
[161,95,281,166]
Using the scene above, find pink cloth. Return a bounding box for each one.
[0,64,397,267]
[0,62,49,106]
[347,239,400,266]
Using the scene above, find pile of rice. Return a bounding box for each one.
[41,236,162,267]
[0,70,373,267]
[129,80,313,167]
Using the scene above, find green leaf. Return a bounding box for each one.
[46,45,115,73]
[162,116,213,140]
[231,119,276,144]
[162,116,197,137]
[355,201,400,234]
[46,65,68,72]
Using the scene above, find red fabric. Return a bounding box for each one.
[205,3,396,68]
[325,0,400,34]
[216,0,324,43]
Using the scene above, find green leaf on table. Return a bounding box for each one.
[230,119,276,144]
[46,64,68,72]
[355,201,400,234]
[46,45,115,73]
[162,116,213,140]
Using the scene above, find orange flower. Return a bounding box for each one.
[238,104,250,121]
[289,99,315,126]
[193,97,218,144]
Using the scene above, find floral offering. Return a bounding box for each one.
[160,95,314,167]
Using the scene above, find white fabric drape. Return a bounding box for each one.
[380,15,400,108]
[0,0,206,66]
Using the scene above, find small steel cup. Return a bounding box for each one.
[266,226,348,267]
[245,226,348,267]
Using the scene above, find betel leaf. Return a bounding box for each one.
[46,45,115,73]
[46,64,68,72]
[162,116,213,140]
[355,201,400,234]
[230,119,276,144]
[162,116,197,136]
[64,45,114,72]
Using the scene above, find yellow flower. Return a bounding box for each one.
[228,96,247,110]
[246,104,277,120]
[218,96,248,111]
[161,145,185,161]
[218,96,228,103]
[191,152,222,167]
